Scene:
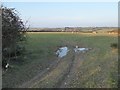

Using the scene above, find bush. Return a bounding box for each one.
[110,43,118,49]
[2,6,27,69]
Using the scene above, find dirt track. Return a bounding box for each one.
[19,48,87,88]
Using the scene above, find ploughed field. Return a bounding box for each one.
[3,32,118,88]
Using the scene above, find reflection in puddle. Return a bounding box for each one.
[56,46,92,58]
[56,47,69,58]
[74,46,91,53]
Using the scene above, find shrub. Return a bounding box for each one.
[110,43,118,49]
[2,6,27,69]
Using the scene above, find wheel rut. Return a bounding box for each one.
[19,48,85,88]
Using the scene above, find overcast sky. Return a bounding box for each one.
[3,2,118,28]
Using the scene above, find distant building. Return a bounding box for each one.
[65,27,80,32]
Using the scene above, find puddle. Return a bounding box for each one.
[74,46,91,53]
[56,47,69,58]
[56,46,91,57]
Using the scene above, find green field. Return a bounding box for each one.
[2,32,118,88]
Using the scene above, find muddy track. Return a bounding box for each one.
[59,52,85,88]
[54,50,75,88]
[19,57,62,88]
[19,48,85,88]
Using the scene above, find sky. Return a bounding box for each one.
[2,0,119,2]
[2,2,118,28]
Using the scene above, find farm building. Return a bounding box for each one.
[64,27,80,32]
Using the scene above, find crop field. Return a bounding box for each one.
[2,32,118,88]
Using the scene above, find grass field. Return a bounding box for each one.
[2,32,118,88]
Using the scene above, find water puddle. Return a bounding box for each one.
[56,46,92,58]
[56,47,69,58]
[74,46,91,53]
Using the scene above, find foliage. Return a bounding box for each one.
[2,6,27,69]
[110,43,118,49]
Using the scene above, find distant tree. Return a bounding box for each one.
[2,6,27,70]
